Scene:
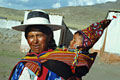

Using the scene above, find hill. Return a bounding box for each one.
[0,7,24,21]
[45,0,120,29]
[0,1,120,29]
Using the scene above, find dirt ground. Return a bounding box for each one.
[83,57,120,80]
[0,44,25,80]
[0,44,120,80]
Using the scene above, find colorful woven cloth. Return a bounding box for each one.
[38,48,97,70]
[76,19,111,48]
[9,53,64,80]
[9,48,97,80]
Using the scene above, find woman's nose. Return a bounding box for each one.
[33,36,38,43]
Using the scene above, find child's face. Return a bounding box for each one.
[69,33,83,49]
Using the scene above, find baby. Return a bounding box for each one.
[69,19,111,52]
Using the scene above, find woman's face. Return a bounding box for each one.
[27,29,49,53]
[69,33,83,49]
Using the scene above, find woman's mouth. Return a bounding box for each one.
[33,45,40,49]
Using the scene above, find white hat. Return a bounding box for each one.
[12,10,63,31]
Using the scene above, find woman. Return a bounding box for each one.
[9,9,83,80]
[8,10,65,80]
[9,9,111,80]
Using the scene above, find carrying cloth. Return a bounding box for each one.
[38,48,97,79]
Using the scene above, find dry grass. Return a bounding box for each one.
[0,7,24,21]
[99,52,120,64]
[0,43,26,80]
[90,48,120,64]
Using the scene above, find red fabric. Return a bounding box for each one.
[27,49,53,57]
[39,51,97,70]
[77,19,111,48]
[113,16,117,18]
[37,66,48,80]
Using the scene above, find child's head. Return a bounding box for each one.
[69,31,83,50]
[69,31,92,50]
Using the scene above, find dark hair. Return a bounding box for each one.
[25,25,57,50]
[74,30,83,35]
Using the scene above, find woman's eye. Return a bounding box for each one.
[36,34,42,37]
[28,35,34,38]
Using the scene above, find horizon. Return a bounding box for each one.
[0,0,117,10]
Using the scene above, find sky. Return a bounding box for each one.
[0,0,117,10]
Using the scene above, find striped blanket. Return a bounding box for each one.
[23,48,97,70]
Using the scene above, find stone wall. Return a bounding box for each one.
[0,28,21,44]
[0,19,21,29]
[0,19,21,44]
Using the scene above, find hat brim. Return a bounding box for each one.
[12,24,64,31]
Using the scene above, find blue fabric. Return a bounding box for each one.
[11,62,24,80]
[47,70,62,80]
[38,52,47,57]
